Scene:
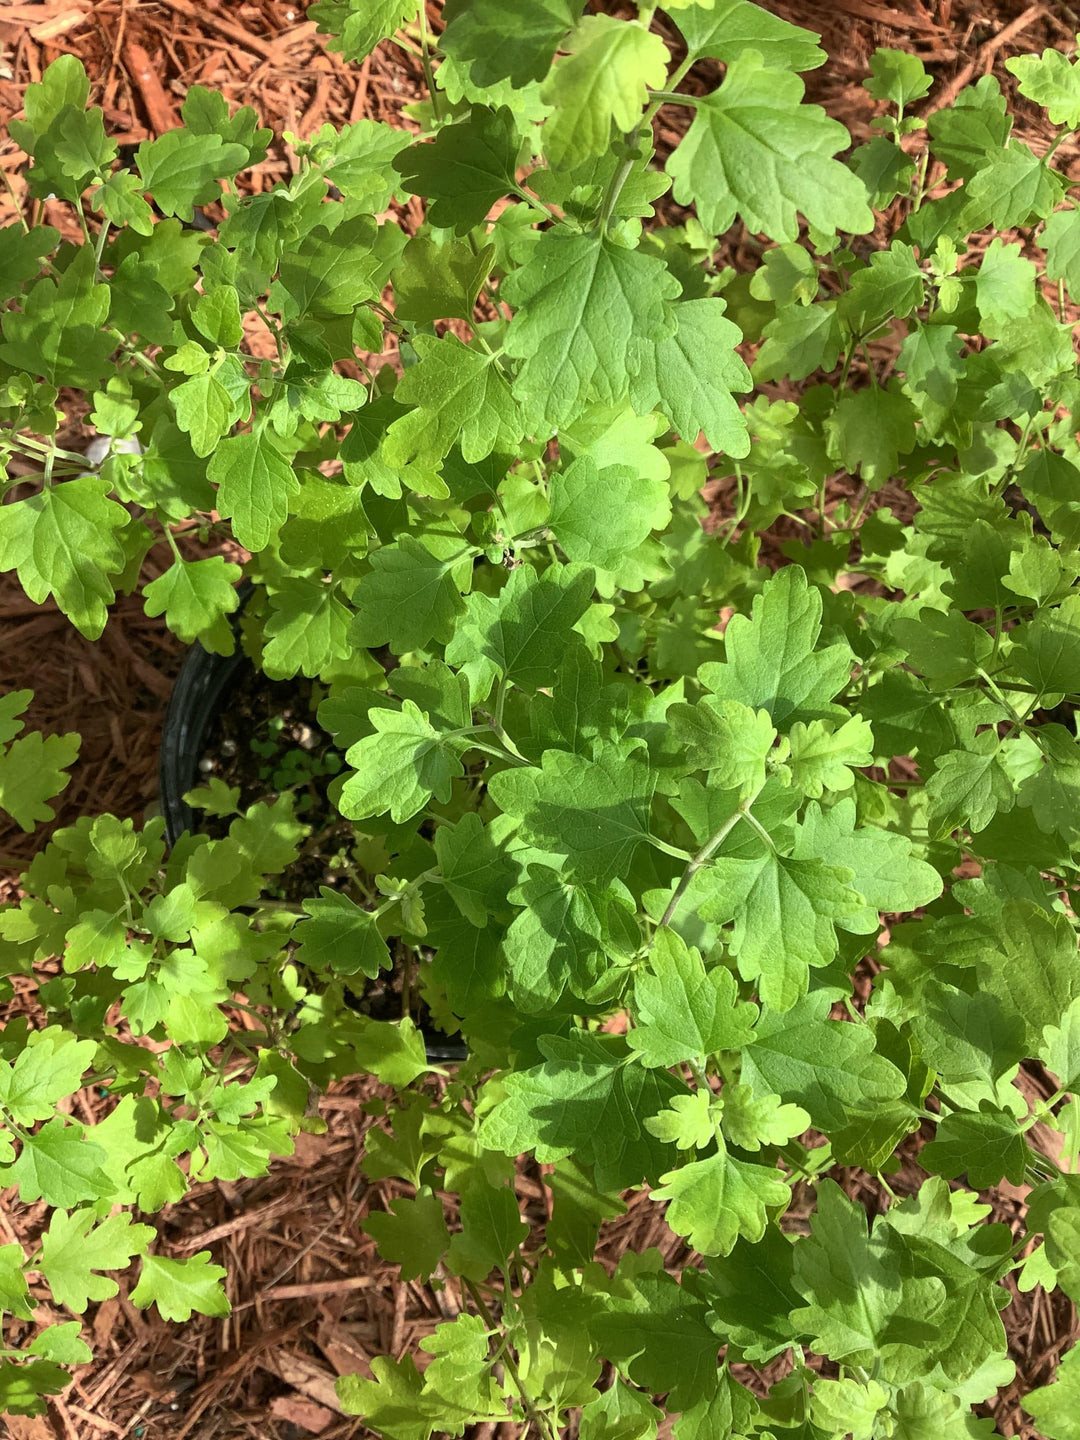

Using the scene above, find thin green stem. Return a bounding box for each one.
[0,168,28,233]
[511,183,563,226]
[93,217,111,273]
[657,790,763,931]
[417,3,443,122]
[469,738,530,768]
[846,486,875,533]
[1044,129,1069,166]
[977,667,1032,733]
[462,1278,558,1440]
[990,412,1037,501]
[598,124,641,234]
[911,147,931,213]
[741,807,778,855]
[390,31,425,59]
[107,330,163,378]
[647,89,704,109]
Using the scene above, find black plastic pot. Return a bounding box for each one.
[159,582,253,848]
[158,589,469,1063]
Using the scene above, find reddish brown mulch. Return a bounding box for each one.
[1,3,1078,1437]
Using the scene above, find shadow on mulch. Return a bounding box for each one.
[1,1,1079,1436]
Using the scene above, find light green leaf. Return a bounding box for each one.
[309,0,421,64]
[975,237,1037,327]
[0,1029,96,1125]
[667,53,873,240]
[920,1107,1027,1190]
[926,738,1014,837]
[364,1186,450,1282]
[964,141,1064,228]
[863,47,931,108]
[263,577,353,679]
[698,848,862,1011]
[786,715,873,797]
[644,1089,718,1151]
[207,428,301,552]
[0,476,128,639]
[675,1,825,71]
[502,229,679,430]
[142,556,241,648]
[0,248,113,388]
[136,130,248,220]
[668,696,777,796]
[503,865,638,1009]
[740,992,906,1131]
[292,888,391,977]
[795,797,944,928]
[491,741,656,886]
[1007,49,1080,129]
[7,1118,114,1207]
[438,0,578,89]
[629,927,757,1068]
[480,1031,683,1190]
[720,1083,809,1152]
[1043,206,1080,304]
[697,565,853,728]
[0,1243,33,1321]
[393,236,495,323]
[351,535,472,655]
[0,729,80,831]
[339,700,469,823]
[548,457,671,571]
[394,105,519,231]
[336,1355,434,1440]
[652,1144,790,1257]
[1011,592,1080,697]
[628,297,751,455]
[433,812,515,928]
[40,1209,154,1313]
[446,561,596,696]
[825,385,918,488]
[1025,1341,1080,1439]
[131,1251,231,1321]
[541,15,668,169]
[384,334,523,468]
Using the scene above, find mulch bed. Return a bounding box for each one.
[0,2,1077,1436]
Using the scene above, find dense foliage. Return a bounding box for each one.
[3,1,1080,1433]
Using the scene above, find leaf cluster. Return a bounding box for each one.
[3,8,1080,1436]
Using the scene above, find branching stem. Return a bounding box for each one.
[657,787,764,931]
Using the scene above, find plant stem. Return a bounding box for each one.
[93,218,111,274]
[647,88,704,109]
[657,790,762,931]
[463,1278,558,1440]
[598,124,641,235]
[0,168,28,233]
[417,2,443,122]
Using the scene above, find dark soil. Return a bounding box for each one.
[194,657,462,1046]
[196,660,352,904]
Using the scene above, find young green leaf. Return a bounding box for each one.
[130,1251,231,1321]
[628,927,757,1068]
[502,229,679,430]
[651,1144,790,1257]
[666,54,873,240]
[394,105,520,232]
[540,15,668,170]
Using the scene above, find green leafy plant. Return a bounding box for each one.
[3,3,1080,1434]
